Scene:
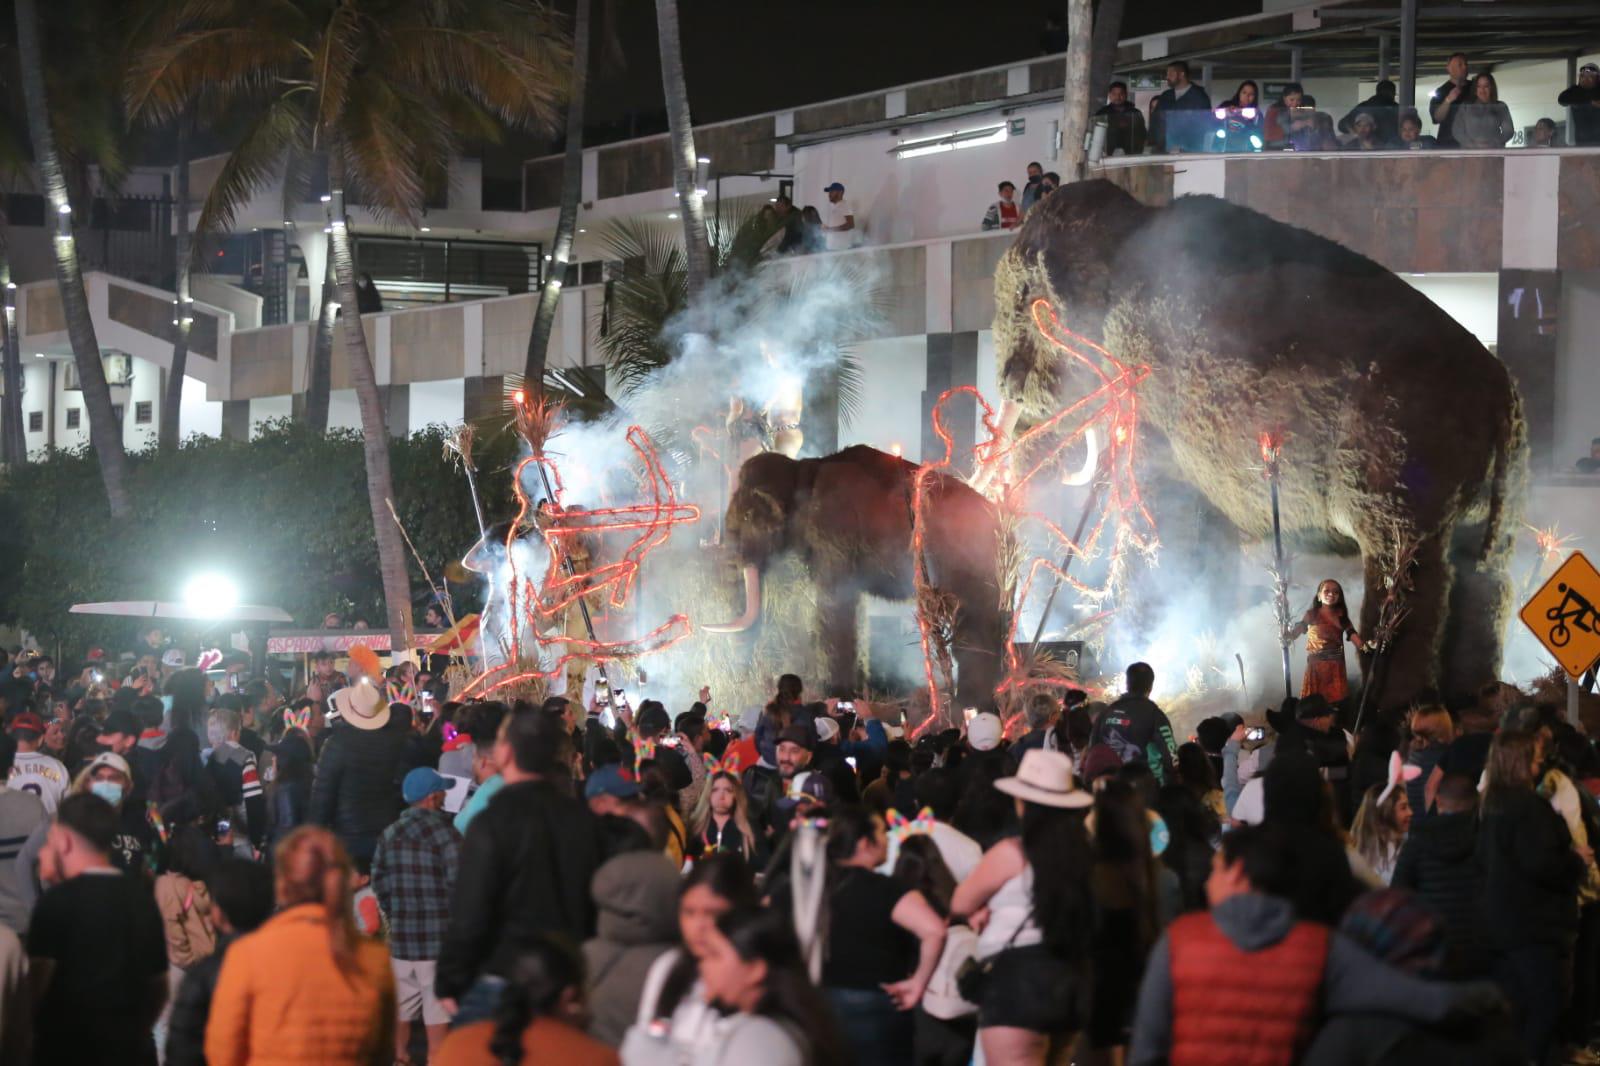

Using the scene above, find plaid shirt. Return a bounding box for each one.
[371,806,461,960]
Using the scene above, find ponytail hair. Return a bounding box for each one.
[488,935,586,1066]
[274,826,360,982]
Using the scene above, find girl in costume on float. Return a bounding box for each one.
[1285,579,1367,705]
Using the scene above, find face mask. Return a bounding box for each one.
[90,780,125,807]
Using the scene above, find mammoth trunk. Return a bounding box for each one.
[704,564,762,633]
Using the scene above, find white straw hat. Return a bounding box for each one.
[332,678,390,731]
[994,749,1093,809]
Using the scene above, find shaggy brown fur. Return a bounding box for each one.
[993,180,1527,703]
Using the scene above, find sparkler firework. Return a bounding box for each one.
[462,397,701,698]
[913,298,1156,718]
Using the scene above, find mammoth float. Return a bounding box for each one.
[705,445,1003,705]
[990,179,1526,702]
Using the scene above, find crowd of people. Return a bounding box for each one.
[3,630,1599,1065]
[756,184,860,256]
[1112,54,1599,156]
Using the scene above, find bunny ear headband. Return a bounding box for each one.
[284,705,312,732]
[704,751,745,776]
[886,806,937,845]
[1377,750,1422,806]
[633,736,657,766]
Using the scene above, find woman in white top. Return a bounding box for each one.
[951,750,1096,1066]
[620,855,756,1064]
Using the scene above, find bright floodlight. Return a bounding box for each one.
[182,573,240,617]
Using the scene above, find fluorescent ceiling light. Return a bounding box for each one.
[892,124,1007,158]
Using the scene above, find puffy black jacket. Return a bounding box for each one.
[435,778,601,1000]
[164,934,232,1066]
[1479,788,1583,950]
[307,722,407,862]
[1391,810,1490,974]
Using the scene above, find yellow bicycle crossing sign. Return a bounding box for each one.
[1521,551,1600,680]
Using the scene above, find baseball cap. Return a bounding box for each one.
[777,723,814,751]
[1582,62,1599,74]
[84,751,132,779]
[99,709,141,738]
[785,770,836,807]
[1077,743,1122,785]
[585,763,641,801]
[6,712,44,736]
[823,182,845,193]
[161,649,186,669]
[967,712,1003,752]
[402,767,450,804]
[814,717,840,744]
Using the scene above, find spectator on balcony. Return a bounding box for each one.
[1040,172,1061,198]
[1529,118,1559,148]
[1264,83,1316,149]
[1428,52,1473,147]
[1339,79,1401,145]
[1454,74,1514,149]
[355,273,384,315]
[1396,110,1438,150]
[1345,113,1385,151]
[773,197,805,255]
[981,182,1022,232]
[820,183,858,251]
[1150,60,1213,154]
[1575,438,1600,475]
[1020,162,1046,214]
[1558,63,1600,145]
[1097,82,1148,156]
[1307,113,1343,152]
[1214,80,1264,151]
[799,206,825,254]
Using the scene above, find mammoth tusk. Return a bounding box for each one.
[1061,427,1100,487]
[703,565,762,634]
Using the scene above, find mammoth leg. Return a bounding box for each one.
[1362,530,1451,707]
[818,581,862,698]
[1441,517,1512,700]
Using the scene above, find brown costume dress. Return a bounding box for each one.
[1300,608,1356,702]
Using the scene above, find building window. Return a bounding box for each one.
[65,408,80,429]
[27,411,41,432]
[135,401,152,424]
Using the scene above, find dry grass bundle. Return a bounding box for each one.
[513,391,565,458]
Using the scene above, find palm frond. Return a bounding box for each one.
[195,97,306,238]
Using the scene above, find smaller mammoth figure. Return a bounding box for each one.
[704,445,1003,706]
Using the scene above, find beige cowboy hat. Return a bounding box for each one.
[331,678,390,731]
[994,749,1094,810]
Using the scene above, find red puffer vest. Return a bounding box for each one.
[1167,910,1330,1066]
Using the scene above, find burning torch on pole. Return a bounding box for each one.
[1260,430,1293,700]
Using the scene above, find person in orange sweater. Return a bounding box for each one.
[435,935,618,1066]
[204,827,395,1066]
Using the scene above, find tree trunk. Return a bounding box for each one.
[13,0,132,517]
[654,0,710,299]
[1089,0,1127,117]
[304,250,334,433]
[160,116,191,453]
[327,181,411,644]
[524,0,590,388]
[0,225,24,465]
[1060,0,1094,184]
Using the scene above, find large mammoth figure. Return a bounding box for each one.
[705,445,1003,705]
[992,180,1526,702]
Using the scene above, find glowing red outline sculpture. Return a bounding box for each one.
[911,298,1158,718]
[463,411,701,698]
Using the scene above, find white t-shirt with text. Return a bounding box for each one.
[9,751,69,814]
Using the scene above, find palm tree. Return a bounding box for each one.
[159,112,191,452]
[523,0,590,390]
[1060,0,1093,183]
[1089,0,1127,116]
[127,0,568,640]
[654,0,710,300]
[13,0,133,518]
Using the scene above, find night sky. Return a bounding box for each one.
[569,0,1257,141]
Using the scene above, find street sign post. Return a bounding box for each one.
[1520,550,1600,680]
